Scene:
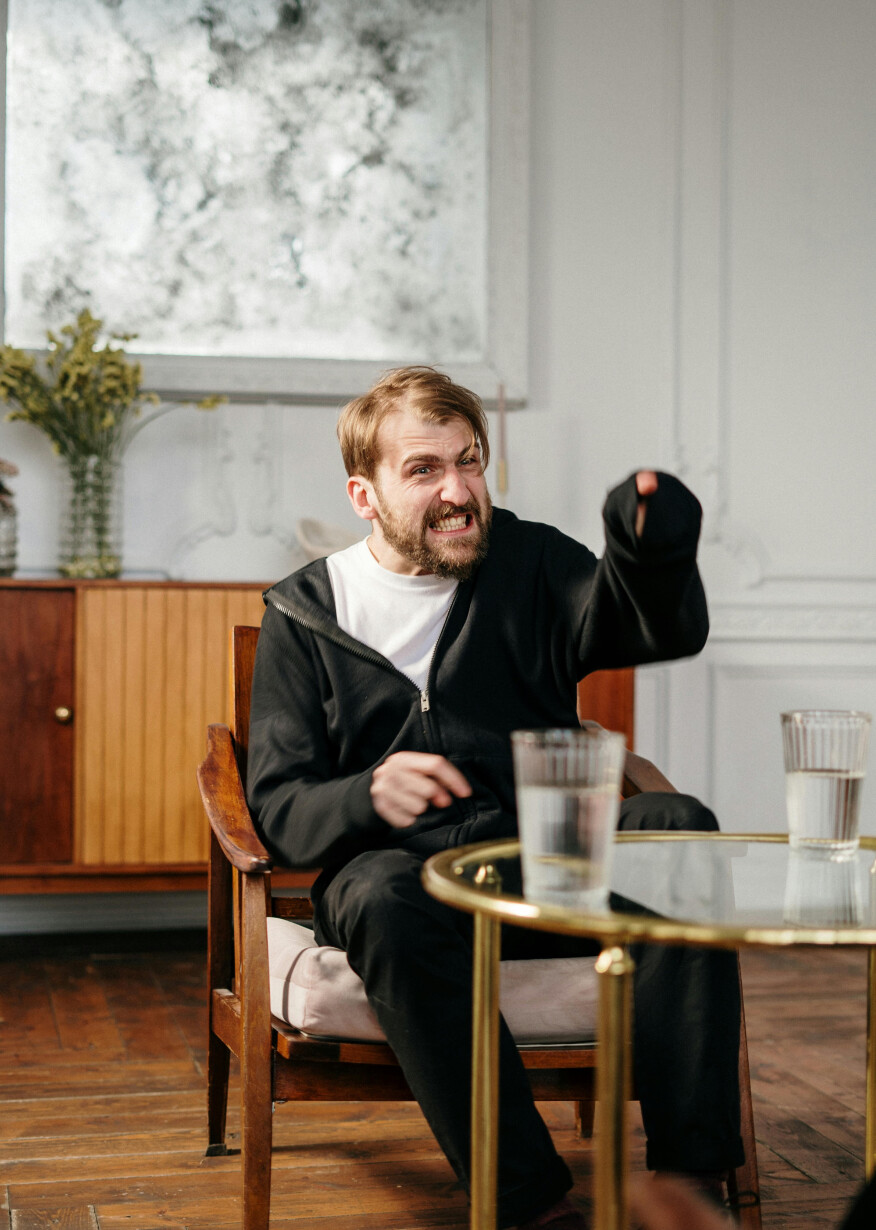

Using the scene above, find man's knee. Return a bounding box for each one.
[317,847,467,954]
[618,791,718,834]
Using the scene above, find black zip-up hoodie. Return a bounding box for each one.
[247,473,708,899]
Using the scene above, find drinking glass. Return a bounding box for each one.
[781,710,871,858]
[511,727,626,909]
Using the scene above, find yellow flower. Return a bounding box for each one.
[0,308,224,461]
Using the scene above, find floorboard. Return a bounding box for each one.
[0,933,868,1228]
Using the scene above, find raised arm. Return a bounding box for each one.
[570,470,709,675]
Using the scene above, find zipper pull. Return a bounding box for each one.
[420,691,430,713]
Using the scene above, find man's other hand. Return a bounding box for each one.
[628,1175,730,1230]
[635,469,659,538]
[371,751,472,828]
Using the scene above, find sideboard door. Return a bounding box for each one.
[0,588,75,862]
[75,585,266,865]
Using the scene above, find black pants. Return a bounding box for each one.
[315,793,744,1229]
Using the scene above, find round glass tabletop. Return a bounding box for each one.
[422,833,876,950]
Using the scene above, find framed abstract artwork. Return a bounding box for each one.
[2,0,529,402]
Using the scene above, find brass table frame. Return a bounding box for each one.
[422,832,876,1230]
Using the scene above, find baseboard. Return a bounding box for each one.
[0,891,207,937]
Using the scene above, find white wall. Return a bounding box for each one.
[3,0,876,930]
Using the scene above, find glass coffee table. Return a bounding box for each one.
[422,832,876,1230]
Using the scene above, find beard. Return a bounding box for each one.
[374,490,493,581]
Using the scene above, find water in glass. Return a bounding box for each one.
[517,782,620,908]
[785,768,864,856]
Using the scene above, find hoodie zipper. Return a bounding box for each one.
[419,590,459,716]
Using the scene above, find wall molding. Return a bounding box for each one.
[710,604,876,642]
[670,0,763,574]
[668,0,876,594]
[167,415,239,578]
[249,403,302,554]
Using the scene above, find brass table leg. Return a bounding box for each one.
[471,870,502,1230]
[867,947,876,1178]
[595,945,635,1230]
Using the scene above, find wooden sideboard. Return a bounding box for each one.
[0,577,635,896]
[1,579,267,894]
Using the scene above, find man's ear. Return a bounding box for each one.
[347,475,380,522]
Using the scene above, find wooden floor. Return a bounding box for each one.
[0,932,868,1230]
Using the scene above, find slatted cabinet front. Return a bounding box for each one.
[75,584,266,866]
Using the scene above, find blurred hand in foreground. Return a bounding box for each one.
[628,1175,730,1230]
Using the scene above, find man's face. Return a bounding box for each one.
[362,407,492,579]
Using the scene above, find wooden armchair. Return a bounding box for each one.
[198,626,761,1230]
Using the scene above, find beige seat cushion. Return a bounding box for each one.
[267,916,597,1045]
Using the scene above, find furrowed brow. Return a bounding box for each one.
[402,442,480,469]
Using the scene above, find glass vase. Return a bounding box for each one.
[0,501,16,576]
[59,454,123,578]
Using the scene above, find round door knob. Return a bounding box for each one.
[54,706,74,725]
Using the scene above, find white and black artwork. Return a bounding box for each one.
[5,0,489,368]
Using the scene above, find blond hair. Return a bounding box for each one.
[337,366,490,479]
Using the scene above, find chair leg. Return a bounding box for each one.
[727,958,762,1229]
[241,1061,273,1230]
[207,827,234,1157]
[206,1030,231,1156]
[240,877,275,1230]
[574,1099,596,1140]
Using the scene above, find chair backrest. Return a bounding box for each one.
[222,624,318,912]
[229,625,260,778]
[577,669,635,751]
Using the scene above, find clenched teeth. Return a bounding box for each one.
[431,514,469,532]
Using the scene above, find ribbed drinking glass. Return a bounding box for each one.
[781,709,871,858]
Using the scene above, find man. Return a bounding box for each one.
[247,366,743,1230]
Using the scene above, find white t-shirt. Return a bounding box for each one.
[326,538,458,692]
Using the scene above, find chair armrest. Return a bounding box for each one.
[198,723,273,874]
[622,750,677,797]
[580,719,676,796]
